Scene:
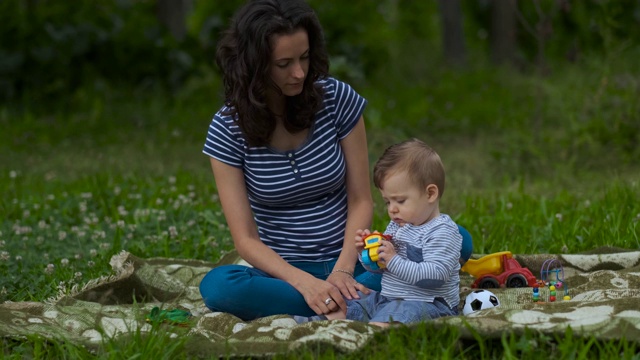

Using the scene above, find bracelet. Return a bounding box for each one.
[331,269,354,278]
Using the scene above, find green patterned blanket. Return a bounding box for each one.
[1,248,639,357]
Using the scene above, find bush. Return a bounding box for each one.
[0,1,202,102]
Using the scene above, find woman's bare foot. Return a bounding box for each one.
[369,321,390,328]
[324,310,346,320]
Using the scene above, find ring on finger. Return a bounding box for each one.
[324,297,333,305]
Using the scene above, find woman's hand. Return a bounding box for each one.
[327,270,369,301]
[298,277,347,315]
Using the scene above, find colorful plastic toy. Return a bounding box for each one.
[145,306,192,327]
[540,259,565,285]
[360,233,392,270]
[461,251,538,288]
[540,259,570,299]
[549,285,557,302]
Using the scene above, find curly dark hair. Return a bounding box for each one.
[216,0,330,147]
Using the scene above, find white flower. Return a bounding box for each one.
[168,226,178,238]
[45,264,55,274]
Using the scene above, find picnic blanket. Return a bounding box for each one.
[1,247,639,357]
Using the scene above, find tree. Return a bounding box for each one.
[438,0,467,66]
[490,0,517,65]
[156,0,192,41]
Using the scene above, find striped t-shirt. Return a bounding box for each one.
[203,77,367,262]
[381,214,462,308]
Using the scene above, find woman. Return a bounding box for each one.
[199,0,381,320]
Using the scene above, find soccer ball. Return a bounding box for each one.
[462,289,500,316]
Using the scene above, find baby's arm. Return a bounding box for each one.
[386,225,461,289]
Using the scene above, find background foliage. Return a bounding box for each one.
[2,0,639,98]
[1,0,639,357]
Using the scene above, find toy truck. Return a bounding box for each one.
[461,251,538,289]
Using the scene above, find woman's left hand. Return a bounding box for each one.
[327,271,369,300]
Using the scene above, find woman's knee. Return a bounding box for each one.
[199,265,245,310]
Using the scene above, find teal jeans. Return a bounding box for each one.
[199,259,382,321]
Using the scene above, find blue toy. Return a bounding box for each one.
[458,225,473,264]
[361,233,392,270]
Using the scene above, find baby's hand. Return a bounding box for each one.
[354,229,371,253]
[377,238,397,265]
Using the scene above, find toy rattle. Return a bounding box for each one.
[361,233,392,270]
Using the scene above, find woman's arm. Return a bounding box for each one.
[209,157,345,314]
[327,116,374,299]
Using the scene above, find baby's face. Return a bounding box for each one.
[379,171,438,227]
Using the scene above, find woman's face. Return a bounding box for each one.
[269,29,309,97]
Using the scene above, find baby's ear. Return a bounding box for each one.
[426,184,439,201]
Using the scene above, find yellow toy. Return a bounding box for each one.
[461,251,513,277]
[361,233,392,270]
[461,251,538,288]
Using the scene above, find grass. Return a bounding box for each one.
[1,54,639,358]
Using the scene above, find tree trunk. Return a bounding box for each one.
[438,0,466,66]
[157,0,192,41]
[490,0,517,65]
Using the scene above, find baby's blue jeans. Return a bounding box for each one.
[346,292,458,323]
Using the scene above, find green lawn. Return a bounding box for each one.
[1,59,639,358]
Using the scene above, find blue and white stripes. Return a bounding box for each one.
[380,215,462,308]
[203,77,367,261]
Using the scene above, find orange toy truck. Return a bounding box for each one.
[461,251,538,288]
